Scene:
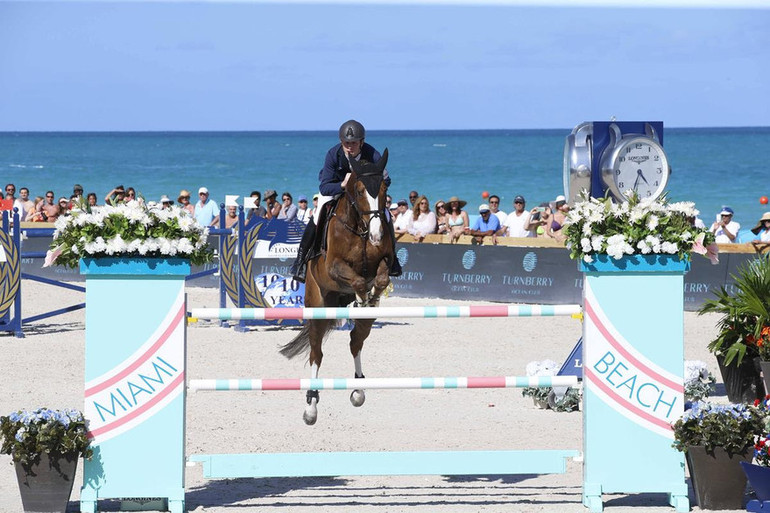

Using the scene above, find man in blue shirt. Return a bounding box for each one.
[194,187,219,226]
[290,119,401,283]
[466,203,501,244]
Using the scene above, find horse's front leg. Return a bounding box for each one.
[349,318,374,407]
[366,259,391,307]
[328,261,368,306]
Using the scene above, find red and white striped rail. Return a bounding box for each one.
[188,375,579,392]
[189,304,582,321]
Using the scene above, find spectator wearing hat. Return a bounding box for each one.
[178,189,195,215]
[710,207,740,243]
[545,195,569,241]
[159,195,174,210]
[263,189,281,219]
[296,195,311,224]
[751,212,770,253]
[488,194,507,225]
[407,195,437,242]
[466,203,501,245]
[194,186,218,226]
[277,191,298,222]
[501,195,536,237]
[393,198,411,235]
[72,184,84,199]
[445,196,469,242]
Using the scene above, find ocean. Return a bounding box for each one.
[2,128,769,240]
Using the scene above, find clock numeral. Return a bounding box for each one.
[619,156,625,163]
[654,181,659,186]
[653,155,660,161]
[635,143,643,150]
[618,182,625,189]
[656,167,663,174]
[646,191,652,197]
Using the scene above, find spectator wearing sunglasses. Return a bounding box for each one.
[488,194,507,225]
[36,191,61,223]
[408,190,419,207]
[277,191,298,222]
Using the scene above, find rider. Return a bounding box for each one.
[290,119,402,283]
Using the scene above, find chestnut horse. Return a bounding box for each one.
[280,149,394,425]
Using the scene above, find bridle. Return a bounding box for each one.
[334,169,387,278]
[338,170,385,240]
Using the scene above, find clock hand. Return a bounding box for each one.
[633,174,640,191]
[637,168,649,185]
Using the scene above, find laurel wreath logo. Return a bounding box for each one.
[220,225,269,309]
[0,229,21,319]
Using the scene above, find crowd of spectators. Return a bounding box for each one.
[2,182,570,245]
[6,182,764,247]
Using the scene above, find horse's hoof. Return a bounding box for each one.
[350,389,366,407]
[303,404,318,425]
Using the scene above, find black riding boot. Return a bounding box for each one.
[386,219,402,277]
[290,219,316,283]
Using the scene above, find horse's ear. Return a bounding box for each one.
[377,148,388,172]
[347,153,360,175]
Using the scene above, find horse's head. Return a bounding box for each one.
[346,148,388,246]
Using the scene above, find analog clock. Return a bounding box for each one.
[600,123,670,202]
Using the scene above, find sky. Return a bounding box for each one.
[0,0,768,131]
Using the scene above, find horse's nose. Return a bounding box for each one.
[369,218,383,245]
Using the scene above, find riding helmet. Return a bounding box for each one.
[339,120,365,142]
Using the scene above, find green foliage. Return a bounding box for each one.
[1,408,93,466]
[699,257,770,366]
[672,402,764,456]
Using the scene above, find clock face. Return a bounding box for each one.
[612,138,668,200]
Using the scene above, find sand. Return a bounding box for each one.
[0,282,745,513]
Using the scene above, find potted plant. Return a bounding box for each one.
[521,360,581,412]
[1,408,93,513]
[672,401,764,510]
[699,257,770,403]
[45,199,213,268]
[739,396,770,508]
[684,360,717,403]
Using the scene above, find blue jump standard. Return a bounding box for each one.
[189,449,580,479]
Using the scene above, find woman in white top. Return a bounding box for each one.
[751,212,770,254]
[407,195,437,242]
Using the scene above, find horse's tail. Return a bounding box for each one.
[279,321,337,359]
[279,324,312,359]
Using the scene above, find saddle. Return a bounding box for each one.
[309,197,339,260]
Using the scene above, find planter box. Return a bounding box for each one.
[687,446,751,510]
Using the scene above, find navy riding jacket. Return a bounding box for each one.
[318,143,390,197]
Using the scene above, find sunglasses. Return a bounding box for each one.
[46,195,54,198]
[409,195,418,199]
[437,204,445,208]
[489,200,499,204]
[514,201,524,204]
[5,188,14,192]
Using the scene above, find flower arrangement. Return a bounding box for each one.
[699,257,770,366]
[521,359,560,404]
[45,201,213,269]
[753,396,770,466]
[684,360,716,402]
[672,401,764,455]
[0,408,93,466]
[521,359,581,412]
[563,192,718,264]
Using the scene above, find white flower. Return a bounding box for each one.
[590,235,605,252]
[581,238,592,253]
[647,215,659,231]
[583,254,594,264]
[661,241,679,254]
[525,359,560,377]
